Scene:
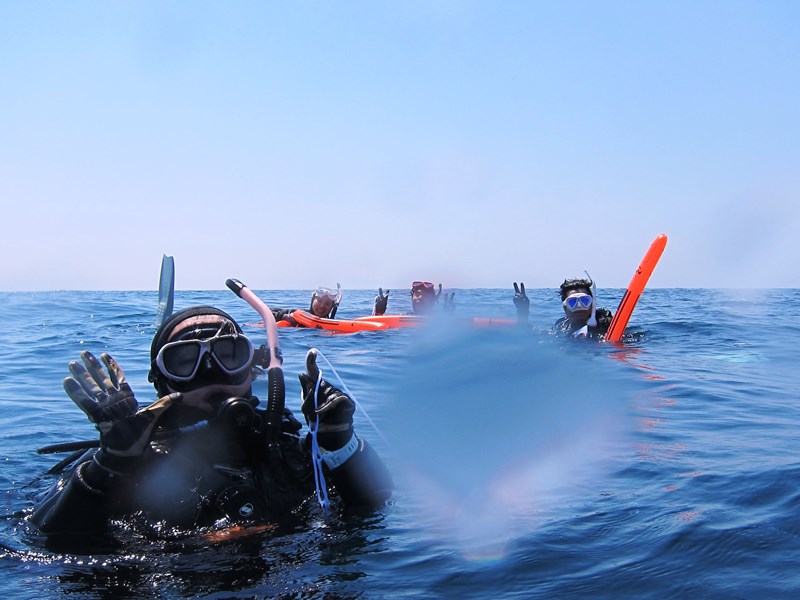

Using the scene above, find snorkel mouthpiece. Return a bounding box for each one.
[216,396,260,432]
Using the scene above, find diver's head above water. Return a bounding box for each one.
[309,285,340,318]
[410,281,438,314]
[149,306,255,420]
[559,278,595,326]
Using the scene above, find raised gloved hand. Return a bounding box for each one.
[373,287,390,315]
[64,351,180,464]
[298,349,355,450]
[513,282,529,321]
[443,291,456,313]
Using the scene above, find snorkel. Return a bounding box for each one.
[329,283,342,319]
[585,270,597,328]
[226,279,285,448]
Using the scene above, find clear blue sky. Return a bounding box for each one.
[2,1,797,291]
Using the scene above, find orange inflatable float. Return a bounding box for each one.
[290,310,388,332]
[605,234,668,342]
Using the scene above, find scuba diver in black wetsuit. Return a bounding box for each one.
[372,281,455,316]
[271,285,342,326]
[30,305,392,541]
[513,277,613,339]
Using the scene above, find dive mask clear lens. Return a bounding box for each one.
[156,333,254,382]
[563,293,593,312]
[314,288,338,302]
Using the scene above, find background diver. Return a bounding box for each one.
[372,281,455,316]
[513,277,613,338]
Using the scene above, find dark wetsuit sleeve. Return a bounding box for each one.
[326,438,393,508]
[30,452,119,535]
[272,308,299,326]
[271,308,292,321]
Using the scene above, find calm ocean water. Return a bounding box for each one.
[1,288,799,599]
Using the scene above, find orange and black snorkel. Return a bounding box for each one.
[226,279,285,449]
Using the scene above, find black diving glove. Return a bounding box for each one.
[373,287,390,315]
[298,349,355,450]
[513,282,529,323]
[64,351,180,470]
[443,291,456,313]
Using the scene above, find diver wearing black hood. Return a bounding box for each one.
[512,278,613,339]
[30,306,392,540]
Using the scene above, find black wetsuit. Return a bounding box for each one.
[31,407,392,537]
[552,307,613,339]
[272,308,328,327]
[271,308,298,323]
